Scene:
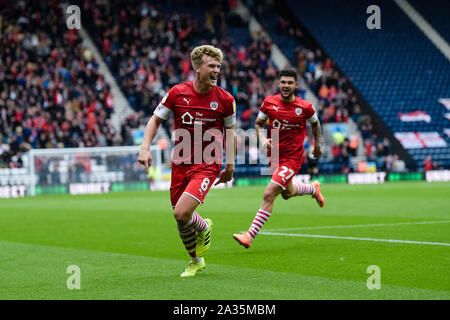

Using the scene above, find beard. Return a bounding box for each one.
[280,89,294,99]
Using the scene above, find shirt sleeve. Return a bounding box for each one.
[257,99,269,121]
[223,97,236,127]
[307,104,319,124]
[153,87,176,120]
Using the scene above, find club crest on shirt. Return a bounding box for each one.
[210,102,218,110]
[295,108,302,116]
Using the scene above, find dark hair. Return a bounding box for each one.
[278,69,298,81]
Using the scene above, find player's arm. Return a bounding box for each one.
[214,124,236,186]
[138,90,174,170]
[224,124,236,172]
[137,114,164,171]
[308,112,322,158]
[255,112,272,149]
[214,99,237,186]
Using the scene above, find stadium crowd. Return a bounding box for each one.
[0,0,414,174]
[83,0,279,135]
[0,1,119,169]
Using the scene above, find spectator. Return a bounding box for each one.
[423,155,436,171]
[392,154,406,173]
[375,142,387,171]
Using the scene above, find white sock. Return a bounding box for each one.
[248,209,271,239]
[295,182,316,196]
[192,257,204,263]
[186,211,209,233]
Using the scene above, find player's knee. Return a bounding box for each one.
[281,191,290,200]
[263,190,277,203]
[173,208,189,224]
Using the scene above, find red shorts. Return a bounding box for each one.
[170,164,220,207]
[270,158,303,190]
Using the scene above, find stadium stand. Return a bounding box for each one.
[281,0,450,169]
[0,0,118,169]
[409,0,450,45]
[2,0,447,176]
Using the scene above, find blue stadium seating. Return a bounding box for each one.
[284,0,450,168]
[409,0,450,45]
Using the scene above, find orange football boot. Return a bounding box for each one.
[233,232,253,248]
[311,180,325,207]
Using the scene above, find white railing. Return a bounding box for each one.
[0,145,162,197]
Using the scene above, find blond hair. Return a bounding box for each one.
[190,45,223,69]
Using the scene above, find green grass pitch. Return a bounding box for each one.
[0,181,449,299]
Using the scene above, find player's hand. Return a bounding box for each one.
[213,167,234,186]
[137,147,152,171]
[262,138,272,149]
[312,145,322,159]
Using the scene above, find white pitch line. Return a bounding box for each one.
[259,232,450,247]
[262,220,450,232]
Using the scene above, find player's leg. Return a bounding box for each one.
[183,173,216,258]
[173,171,216,277]
[281,179,325,207]
[278,159,325,207]
[174,192,211,253]
[280,179,299,200]
[173,193,207,277]
[170,166,208,277]
[173,192,204,257]
[260,181,283,213]
[280,179,316,200]
[171,167,211,246]
[233,181,282,248]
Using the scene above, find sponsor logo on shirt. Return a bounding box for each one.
[181,111,217,125]
[272,119,281,129]
[181,112,194,124]
[272,118,300,130]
